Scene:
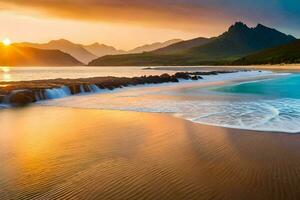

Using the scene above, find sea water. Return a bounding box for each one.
[3,66,298,133]
[214,73,300,99]
[0,66,220,82]
[190,73,300,133]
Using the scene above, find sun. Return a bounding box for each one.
[2,38,11,46]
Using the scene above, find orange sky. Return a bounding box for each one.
[0,0,298,50]
[0,11,202,50]
[0,1,233,50]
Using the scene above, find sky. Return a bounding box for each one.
[0,0,299,50]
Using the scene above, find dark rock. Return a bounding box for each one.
[69,85,81,94]
[34,89,46,101]
[174,72,191,80]
[9,90,36,105]
[96,84,105,89]
[0,95,5,103]
[0,70,240,107]
[160,73,171,79]
[191,76,199,80]
[82,84,92,92]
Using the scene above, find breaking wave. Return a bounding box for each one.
[40,94,300,133]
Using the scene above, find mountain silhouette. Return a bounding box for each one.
[234,39,300,65]
[0,44,82,66]
[153,37,212,54]
[18,39,97,64]
[83,43,126,57]
[128,39,182,54]
[186,22,296,60]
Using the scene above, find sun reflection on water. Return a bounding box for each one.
[1,66,11,81]
[1,67,10,73]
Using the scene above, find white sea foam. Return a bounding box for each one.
[45,86,72,99]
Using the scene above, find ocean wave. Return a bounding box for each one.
[40,94,300,133]
[181,99,300,133]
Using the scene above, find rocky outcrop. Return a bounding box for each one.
[0,71,238,106]
[9,90,36,105]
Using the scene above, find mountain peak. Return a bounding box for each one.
[87,42,100,47]
[255,23,274,31]
[229,22,249,30]
[86,42,114,49]
[256,23,266,28]
[254,23,296,40]
[49,39,73,45]
[129,39,183,53]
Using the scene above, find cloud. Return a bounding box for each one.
[1,0,299,36]
[0,0,235,33]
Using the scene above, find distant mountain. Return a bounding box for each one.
[83,43,126,57]
[153,37,212,54]
[128,39,182,53]
[234,40,300,65]
[17,39,183,63]
[89,22,297,66]
[0,44,82,66]
[18,39,97,64]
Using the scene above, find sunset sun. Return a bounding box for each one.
[2,38,11,46]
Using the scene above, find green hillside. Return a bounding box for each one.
[234,40,300,65]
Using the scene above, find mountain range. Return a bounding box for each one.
[83,43,126,58]
[128,39,182,54]
[89,22,297,66]
[0,44,82,66]
[8,22,300,66]
[153,37,212,54]
[18,39,97,64]
[17,39,182,64]
[185,23,296,60]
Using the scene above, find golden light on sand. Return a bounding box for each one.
[2,38,11,46]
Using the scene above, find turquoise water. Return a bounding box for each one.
[199,73,300,133]
[215,73,300,99]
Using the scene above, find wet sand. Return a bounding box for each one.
[1,106,300,200]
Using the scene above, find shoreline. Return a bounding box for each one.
[38,70,291,134]
[1,69,292,134]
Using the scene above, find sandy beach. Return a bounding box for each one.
[1,106,300,200]
[148,64,300,73]
[215,64,300,72]
[239,64,300,72]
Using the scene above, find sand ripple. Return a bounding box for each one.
[1,108,300,199]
